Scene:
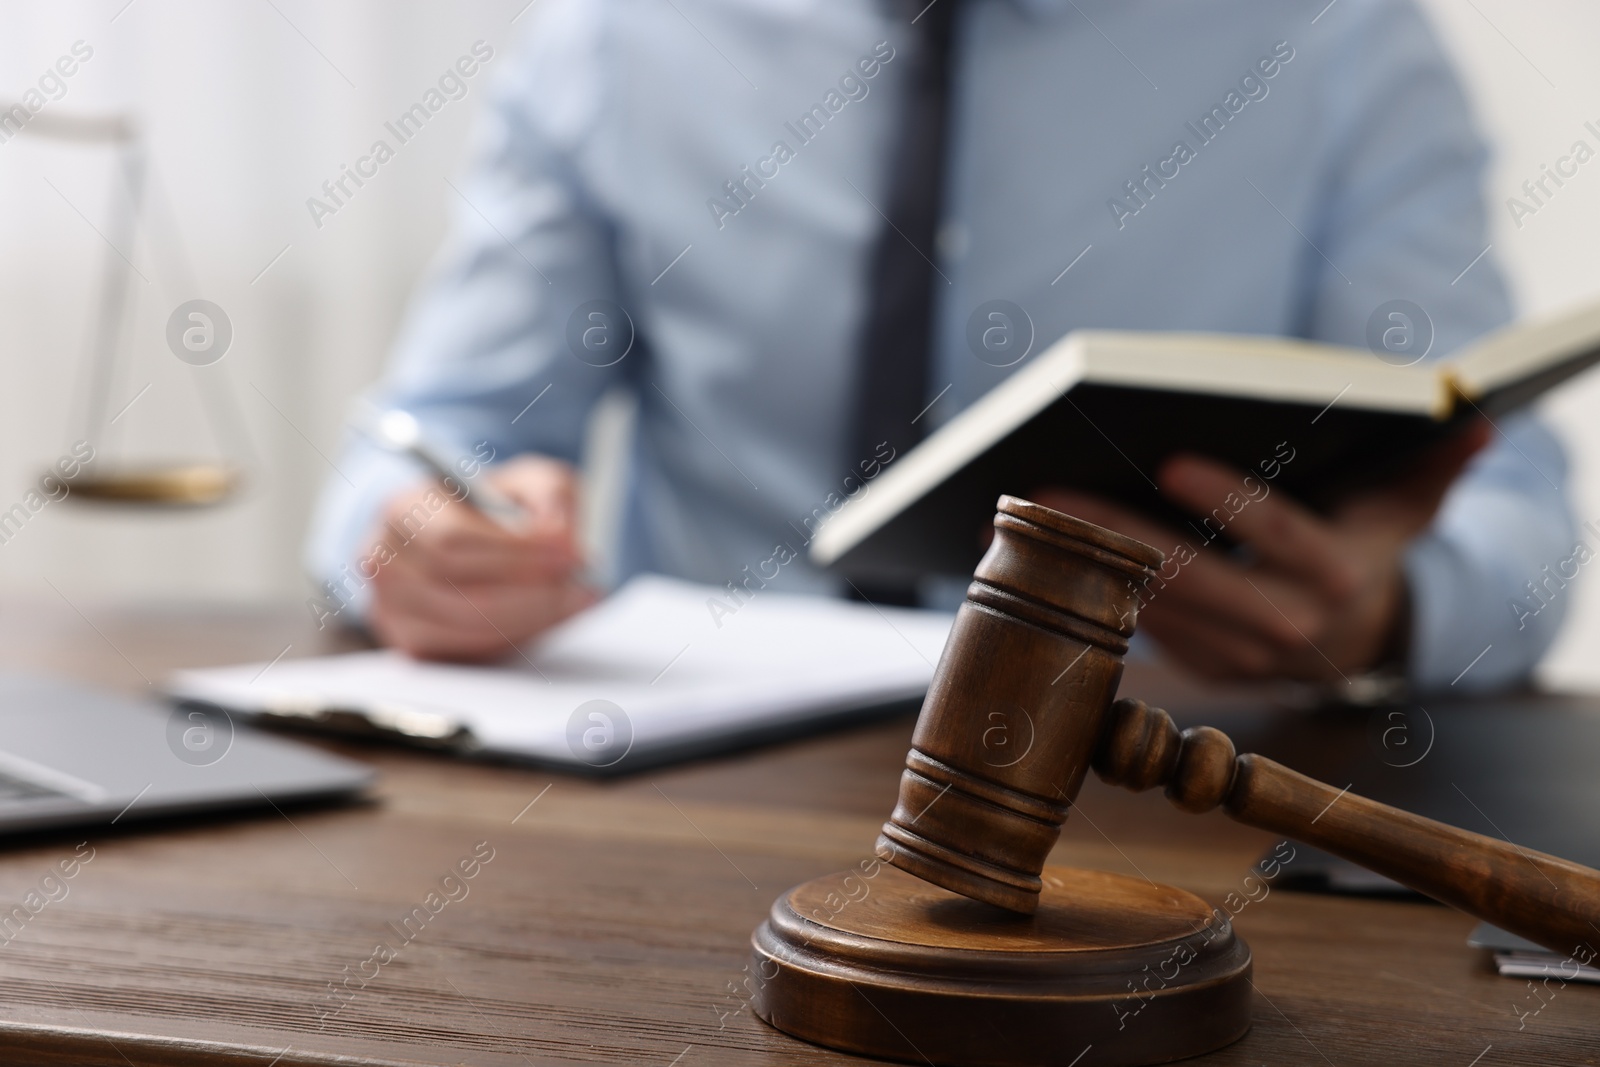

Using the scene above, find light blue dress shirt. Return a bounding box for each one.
[306,0,1574,692]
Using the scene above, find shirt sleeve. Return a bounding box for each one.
[302,0,628,616]
[1303,0,1575,691]
[1405,414,1572,691]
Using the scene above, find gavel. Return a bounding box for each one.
[875,494,1600,958]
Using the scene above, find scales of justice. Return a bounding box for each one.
[15,107,248,508]
[747,496,1600,1067]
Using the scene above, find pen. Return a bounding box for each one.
[357,406,527,532]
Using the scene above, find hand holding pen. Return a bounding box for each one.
[356,407,597,661]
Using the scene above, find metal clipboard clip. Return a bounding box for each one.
[247,695,479,753]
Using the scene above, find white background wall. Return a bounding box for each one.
[0,0,1597,684]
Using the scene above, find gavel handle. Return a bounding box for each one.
[1094,699,1600,961]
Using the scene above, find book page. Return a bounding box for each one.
[1450,296,1600,399]
[1075,331,1449,416]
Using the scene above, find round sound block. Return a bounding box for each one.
[750,864,1251,1067]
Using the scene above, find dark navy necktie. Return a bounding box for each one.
[846,0,958,605]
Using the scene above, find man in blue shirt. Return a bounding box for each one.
[306,0,1573,692]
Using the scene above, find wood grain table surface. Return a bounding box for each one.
[0,599,1591,1066]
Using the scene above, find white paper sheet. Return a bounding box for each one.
[168,575,954,768]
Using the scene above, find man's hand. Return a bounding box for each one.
[366,455,596,661]
[1033,423,1492,683]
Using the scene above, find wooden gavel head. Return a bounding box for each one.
[876,494,1166,913]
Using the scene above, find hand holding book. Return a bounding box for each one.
[1032,421,1492,683]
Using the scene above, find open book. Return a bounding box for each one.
[812,298,1600,579]
[168,576,953,773]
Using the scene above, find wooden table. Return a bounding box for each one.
[0,600,1592,1066]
